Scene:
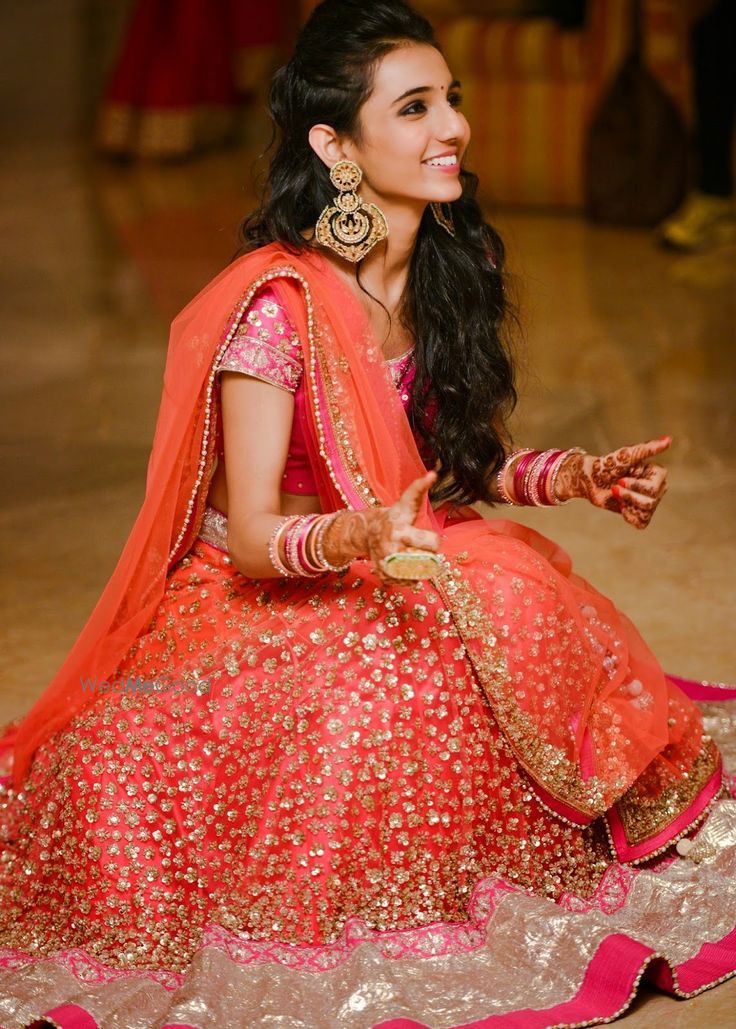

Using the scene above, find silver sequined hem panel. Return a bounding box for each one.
[1,800,735,1029]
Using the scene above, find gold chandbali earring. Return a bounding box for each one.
[315,159,388,263]
[431,201,456,237]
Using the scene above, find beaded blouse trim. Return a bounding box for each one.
[167,266,370,566]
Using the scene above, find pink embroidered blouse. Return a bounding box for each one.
[215,285,416,494]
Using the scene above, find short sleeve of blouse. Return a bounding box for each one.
[215,284,303,393]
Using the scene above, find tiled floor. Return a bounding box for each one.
[1,125,734,1023]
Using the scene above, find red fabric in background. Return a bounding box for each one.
[103,0,287,113]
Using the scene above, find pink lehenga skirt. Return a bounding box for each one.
[0,508,734,1029]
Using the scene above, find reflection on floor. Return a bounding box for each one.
[1,129,734,1025]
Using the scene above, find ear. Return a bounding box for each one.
[308,124,347,169]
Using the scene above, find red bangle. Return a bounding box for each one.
[513,450,541,505]
[524,451,549,506]
[496,449,533,505]
[286,515,324,577]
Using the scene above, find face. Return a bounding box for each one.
[313,42,470,211]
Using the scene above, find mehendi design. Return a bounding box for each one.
[551,442,669,529]
[322,510,372,566]
[552,452,589,504]
[321,475,440,584]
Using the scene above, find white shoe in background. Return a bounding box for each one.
[657,191,736,251]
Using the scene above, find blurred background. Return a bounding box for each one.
[0,1,734,1021]
[1,0,734,772]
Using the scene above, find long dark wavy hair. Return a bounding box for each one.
[237,0,516,507]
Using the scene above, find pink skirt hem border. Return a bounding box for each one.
[374,926,736,1029]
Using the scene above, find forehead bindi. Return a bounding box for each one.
[371,44,453,106]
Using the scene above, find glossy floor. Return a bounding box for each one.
[0,130,734,1025]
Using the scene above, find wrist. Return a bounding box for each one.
[553,451,590,503]
[321,510,370,566]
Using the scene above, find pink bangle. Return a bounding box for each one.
[496,449,532,505]
[312,511,351,572]
[524,451,552,507]
[304,518,324,571]
[535,450,564,506]
[287,515,324,577]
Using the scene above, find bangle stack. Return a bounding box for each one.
[496,447,586,506]
[267,511,351,578]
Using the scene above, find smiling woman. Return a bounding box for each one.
[0,2,735,1028]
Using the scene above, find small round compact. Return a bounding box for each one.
[379,549,442,580]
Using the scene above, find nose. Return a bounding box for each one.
[436,102,466,144]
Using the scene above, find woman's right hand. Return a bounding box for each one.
[322,470,442,584]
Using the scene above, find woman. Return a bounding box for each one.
[1,2,734,1026]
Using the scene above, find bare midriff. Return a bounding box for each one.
[206,461,323,518]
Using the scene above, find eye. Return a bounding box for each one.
[400,100,427,116]
[448,91,463,108]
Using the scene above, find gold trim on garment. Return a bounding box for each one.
[614,736,723,851]
[167,265,377,566]
[432,559,625,820]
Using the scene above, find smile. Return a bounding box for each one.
[423,154,459,171]
[424,153,457,173]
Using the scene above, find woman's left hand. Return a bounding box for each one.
[555,437,671,529]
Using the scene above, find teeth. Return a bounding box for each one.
[426,155,457,167]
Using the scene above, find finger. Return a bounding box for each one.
[616,473,667,500]
[619,503,652,530]
[612,484,656,508]
[611,436,672,473]
[611,485,657,529]
[626,463,655,479]
[397,470,437,518]
[396,528,441,551]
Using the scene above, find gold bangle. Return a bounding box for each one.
[268,515,301,577]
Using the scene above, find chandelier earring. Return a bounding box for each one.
[431,201,456,237]
[315,159,388,263]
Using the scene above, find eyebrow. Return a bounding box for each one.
[392,79,462,105]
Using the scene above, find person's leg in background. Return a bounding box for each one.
[658,0,736,250]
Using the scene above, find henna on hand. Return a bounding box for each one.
[581,437,672,529]
[321,510,373,566]
[322,471,442,584]
[551,451,590,503]
[611,484,659,529]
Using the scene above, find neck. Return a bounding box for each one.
[354,192,425,307]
